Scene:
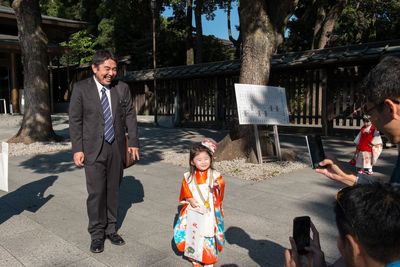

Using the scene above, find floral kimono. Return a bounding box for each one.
[173,169,225,265]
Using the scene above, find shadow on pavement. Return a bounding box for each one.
[225,226,285,267]
[0,175,57,224]
[117,175,144,230]
[19,151,75,173]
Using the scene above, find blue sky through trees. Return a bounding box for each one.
[162,5,240,40]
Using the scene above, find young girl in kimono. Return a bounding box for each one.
[351,115,383,175]
[174,138,225,267]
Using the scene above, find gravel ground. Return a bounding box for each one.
[0,114,71,157]
[161,150,308,181]
[1,114,308,181]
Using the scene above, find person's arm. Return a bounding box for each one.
[316,159,357,186]
[123,83,140,161]
[69,84,85,167]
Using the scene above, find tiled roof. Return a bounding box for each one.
[124,39,400,82]
[0,5,86,28]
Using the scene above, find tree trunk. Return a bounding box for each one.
[312,5,325,49]
[9,0,60,144]
[215,0,298,163]
[316,0,347,49]
[227,0,241,58]
[194,0,203,63]
[186,0,194,65]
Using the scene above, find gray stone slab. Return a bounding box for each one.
[1,228,87,266]
[148,256,188,267]
[0,245,24,267]
[3,122,392,266]
[0,211,41,238]
[90,241,168,267]
[118,215,170,241]
[64,257,108,267]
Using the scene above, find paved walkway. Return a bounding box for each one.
[0,115,397,266]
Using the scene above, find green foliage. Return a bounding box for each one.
[34,0,236,68]
[0,1,11,7]
[331,0,400,45]
[40,0,65,17]
[60,30,96,65]
[96,18,115,50]
[202,35,235,61]
[285,0,400,51]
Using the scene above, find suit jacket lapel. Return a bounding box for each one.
[87,77,103,117]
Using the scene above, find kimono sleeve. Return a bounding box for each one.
[179,177,193,203]
[215,174,225,204]
[371,129,383,145]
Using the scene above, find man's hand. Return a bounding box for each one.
[284,237,301,267]
[316,159,357,186]
[128,147,140,161]
[73,152,85,167]
[284,221,327,267]
[304,221,327,267]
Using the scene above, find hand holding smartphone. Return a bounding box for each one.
[305,135,326,169]
[293,216,311,255]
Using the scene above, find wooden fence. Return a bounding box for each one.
[53,39,400,136]
[126,63,373,135]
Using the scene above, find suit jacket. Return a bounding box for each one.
[69,76,139,165]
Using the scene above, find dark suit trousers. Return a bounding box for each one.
[84,140,123,240]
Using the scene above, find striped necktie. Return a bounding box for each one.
[101,87,115,143]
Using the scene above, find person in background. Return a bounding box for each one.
[350,114,382,175]
[69,50,139,253]
[317,56,400,185]
[284,183,400,267]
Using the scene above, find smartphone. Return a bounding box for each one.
[305,134,326,169]
[293,216,311,255]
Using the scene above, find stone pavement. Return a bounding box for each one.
[0,115,397,267]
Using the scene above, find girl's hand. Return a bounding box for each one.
[210,181,220,193]
[187,198,199,208]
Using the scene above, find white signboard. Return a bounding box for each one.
[234,84,289,125]
[0,142,9,192]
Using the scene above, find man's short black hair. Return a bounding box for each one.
[335,183,400,263]
[362,56,400,105]
[92,50,118,67]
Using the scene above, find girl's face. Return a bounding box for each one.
[191,151,211,172]
[363,120,371,126]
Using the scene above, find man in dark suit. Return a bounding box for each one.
[69,50,139,253]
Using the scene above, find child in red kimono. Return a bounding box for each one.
[352,115,383,175]
[173,138,225,267]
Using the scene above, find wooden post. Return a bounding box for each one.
[254,125,263,164]
[321,68,329,136]
[144,82,150,115]
[273,125,282,160]
[49,58,54,113]
[174,84,181,126]
[214,77,220,127]
[10,53,18,114]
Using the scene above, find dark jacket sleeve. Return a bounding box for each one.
[121,82,139,148]
[69,83,83,154]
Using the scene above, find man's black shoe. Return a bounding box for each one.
[90,238,104,253]
[106,233,125,245]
